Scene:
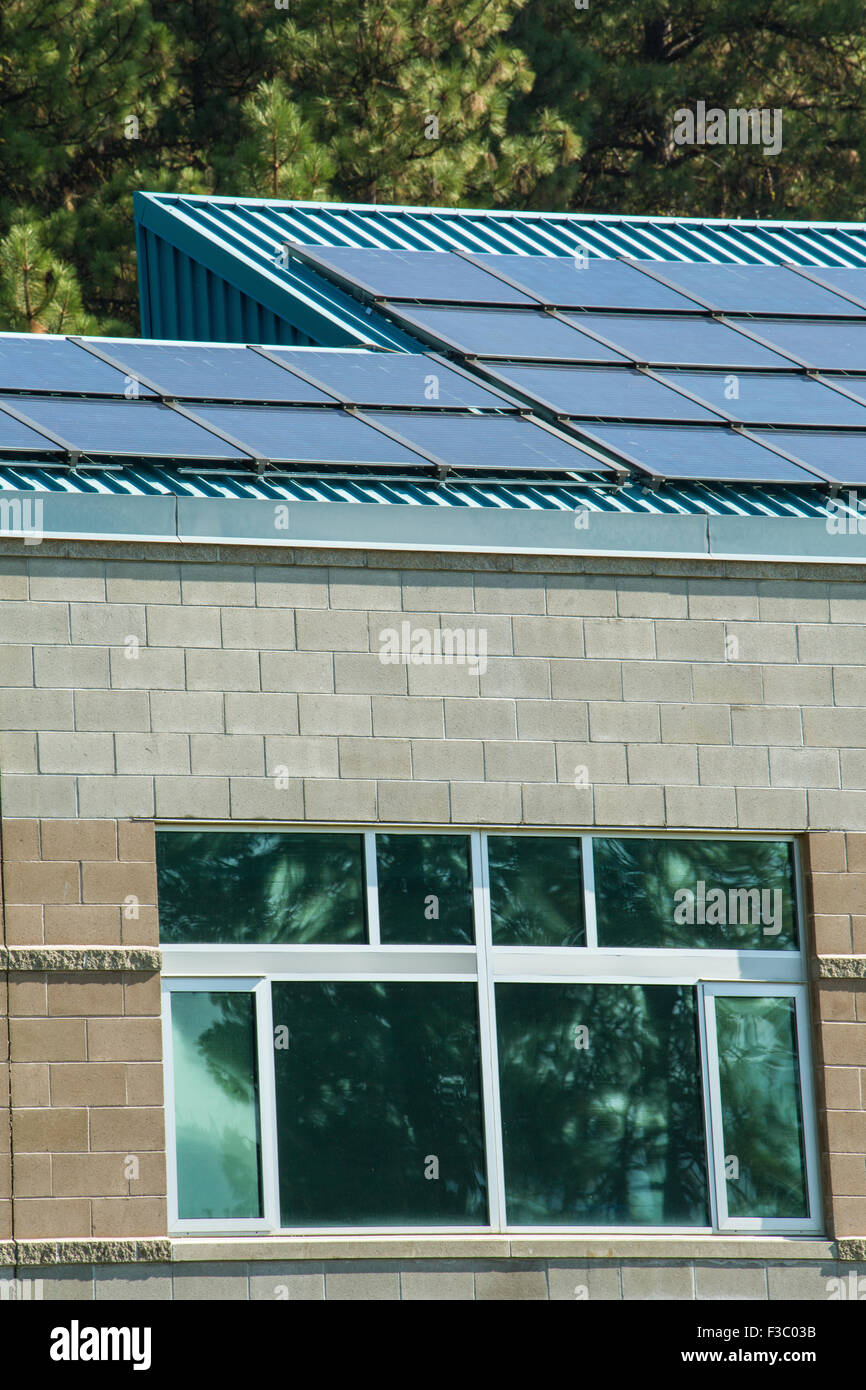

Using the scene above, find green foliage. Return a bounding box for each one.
[0,212,96,333]
[1,0,865,334]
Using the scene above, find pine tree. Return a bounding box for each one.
[0,213,96,333]
[228,79,335,200]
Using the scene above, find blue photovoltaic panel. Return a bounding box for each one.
[800,268,866,308]
[366,411,613,473]
[4,397,246,459]
[577,423,822,483]
[265,350,512,408]
[0,337,156,397]
[481,364,722,421]
[648,262,863,316]
[101,342,334,403]
[657,370,866,427]
[192,405,426,464]
[562,314,794,369]
[391,306,629,363]
[743,319,866,371]
[474,254,701,312]
[305,245,535,304]
[0,405,64,452]
[749,430,866,485]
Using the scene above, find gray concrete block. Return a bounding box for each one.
[0,731,37,772]
[589,702,659,743]
[0,774,77,817]
[155,776,230,819]
[547,574,616,616]
[475,1266,548,1300]
[733,706,803,746]
[444,698,514,740]
[798,623,866,664]
[627,743,699,785]
[38,731,115,774]
[255,565,329,608]
[594,784,664,826]
[725,621,797,664]
[698,746,770,787]
[621,1264,694,1300]
[621,661,692,702]
[687,577,759,620]
[757,579,829,622]
[522,784,593,823]
[70,603,146,647]
[172,1261,249,1300]
[804,707,866,748]
[450,781,521,823]
[1,601,68,645]
[106,560,180,604]
[0,644,33,686]
[548,1264,622,1301]
[229,778,304,820]
[39,1265,96,1300]
[29,559,104,601]
[556,741,626,784]
[769,747,840,788]
[517,700,588,742]
[186,649,261,692]
[150,690,225,734]
[37,647,110,689]
[513,615,584,658]
[830,667,866,706]
[94,1265,173,1300]
[116,732,190,774]
[325,1268,400,1300]
[735,787,807,829]
[400,1268,475,1300]
[77,775,154,819]
[180,564,255,607]
[767,1263,840,1300]
[829,581,866,622]
[765,664,833,706]
[335,653,407,695]
[443,612,513,655]
[190,734,264,776]
[411,739,484,781]
[410,661,481,697]
[661,704,731,745]
[249,1264,325,1300]
[0,557,28,600]
[485,741,556,782]
[694,1264,768,1300]
[145,605,222,649]
[373,696,444,738]
[299,694,371,736]
[261,651,333,694]
[665,785,738,827]
[617,576,688,617]
[474,572,545,614]
[266,735,338,778]
[655,620,725,662]
[330,568,401,611]
[221,606,296,649]
[478,658,547,699]
[75,690,150,733]
[401,571,475,611]
[339,736,411,779]
[303,778,377,820]
[377,780,450,822]
[584,618,654,660]
[0,689,74,730]
[296,609,369,651]
[225,692,298,735]
[841,749,866,788]
[108,647,184,690]
[691,663,764,704]
[550,659,621,701]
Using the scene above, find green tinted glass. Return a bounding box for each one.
[488,835,584,946]
[496,983,708,1225]
[377,834,473,944]
[156,831,366,944]
[594,838,797,950]
[272,982,487,1226]
[171,990,262,1220]
[715,994,809,1219]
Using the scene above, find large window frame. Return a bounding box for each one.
[159,825,821,1238]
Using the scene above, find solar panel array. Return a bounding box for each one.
[288,242,866,487]
[0,336,615,481]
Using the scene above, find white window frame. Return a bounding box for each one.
[159,825,820,1238]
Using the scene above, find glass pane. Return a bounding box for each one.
[715,994,809,1220]
[272,982,487,1226]
[594,838,797,950]
[376,834,474,944]
[171,991,262,1220]
[496,983,708,1226]
[488,835,584,946]
[156,831,366,944]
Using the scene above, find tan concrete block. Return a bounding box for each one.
[91,1196,166,1237]
[826,1110,866,1152]
[47,973,124,1018]
[81,861,156,906]
[13,1107,88,1152]
[41,820,117,862]
[124,1064,165,1106]
[817,984,857,1022]
[823,1067,862,1110]
[13,1198,91,1237]
[1,819,40,859]
[14,1153,51,1197]
[52,1153,131,1197]
[3,905,44,945]
[10,1018,87,1062]
[87,1019,162,1062]
[128,1152,167,1197]
[847,834,866,872]
[808,833,847,873]
[8,973,47,1017]
[123,973,161,1017]
[822,1022,866,1066]
[89,1108,165,1152]
[833,1197,866,1237]
[121,905,159,947]
[812,915,853,954]
[811,873,866,916]
[11,1063,50,1107]
[44,905,123,946]
[50,1062,127,1106]
[829,1154,866,1196]
[4,860,79,905]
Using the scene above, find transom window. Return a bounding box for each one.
[157,828,819,1236]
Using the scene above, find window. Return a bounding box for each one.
[159,829,820,1235]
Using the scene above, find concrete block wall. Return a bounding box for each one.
[0,540,865,1270]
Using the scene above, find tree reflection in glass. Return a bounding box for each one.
[715,995,809,1219]
[377,834,473,944]
[156,830,367,943]
[488,835,584,946]
[272,981,487,1226]
[496,983,708,1226]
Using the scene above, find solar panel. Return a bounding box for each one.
[798,268,866,308]
[363,410,614,473]
[100,342,335,403]
[749,430,866,485]
[264,350,512,408]
[657,370,866,427]
[576,423,822,484]
[647,262,862,316]
[561,314,794,369]
[0,337,156,397]
[473,254,701,311]
[192,405,427,465]
[5,397,246,459]
[481,364,722,421]
[303,245,535,304]
[0,405,64,452]
[742,319,866,370]
[390,306,629,362]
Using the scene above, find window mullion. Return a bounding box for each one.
[581,834,598,949]
[696,981,720,1232]
[364,830,381,946]
[473,831,506,1231]
[255,977,281,1232]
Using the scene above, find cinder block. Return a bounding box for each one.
[180,563,255,606]
[767,1264,840,1300]
[29,559,104,601]
[444,612,512,655]
[733,706,802,746]
[9,1018,87,1062]
[5,860,79,905]
[517,700,588,742]
[485,741,556,782]
[835,668,866,706]
[478,658,547,699]
[589,700,660,743]
[335,653,407,695]
[145,605,221,648]
[265,736,338,778]
[555,742,626,784]
[0,557,27,600]
[77,777,154,819]
[38,732,114,774]
[725,621,797,663]
[622,661,691,702]
[154,776,230,819]
[90,1197,167,1237]
[225,692,298,735]
[522,784,592,823]
[115,733,189,775]
[75,690,150,732]
[665,786,737,828]
[221,607,295,649]
[325,1269,399,1300]
[108,647,184,690]
[12,1108,88,1152]
[172,1263,249,1300]
[402,571,475,611]
[106,560,180,604]
[149,690,224,733]
[299,694,371,735]
[691,663,763,703]
[798,623,866,664]
[699,746,770,786]
[809,790,866,830]
[13,1198,90,1238]
[547,574,616,616]
[443,698,513,740]
[296,609,368,651]
[36,648,110,690]
[303,779,377,821]
[764,664,833,706]
[249,1265,325,1301]
[377,781,450,823]
[695,1265,767,1300]
[805,708,866,748]
[70,604,146,647]
[87,1019,162,1062]
[617,577,688,617]
[49,1062,127,1107]
[687,577,759,620]
[0,732,37,772]
[550,659,620,701]
[757,579,829,621]
[0,775,76,818]
[769,747,839,788]
[330,568,401,610]
[189,734,264,776]
[44,905,122,946]
[42,820,117,862]
[339,737,411,779]
[655,620,724,662]
[829,581,866,622]
[0,689,73,733]
[594,784,664,826]
[450,781,521,824]
[475,1267,548,1300]
[410,661,481,697]
[513,615,584,658]
[1,602,68,643]
[255,565,329,609]
[411,739,483,781]
[228,778,304,820]
[621,1265,694,1300]
[95,1266,173,1300]
[627,743,698,785]
[0,645,34,685]
[584,618,654,660]
[185,649,260,692]
[89,1106,164,1152]
[475,572,545,614]
[260,651,333,694]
